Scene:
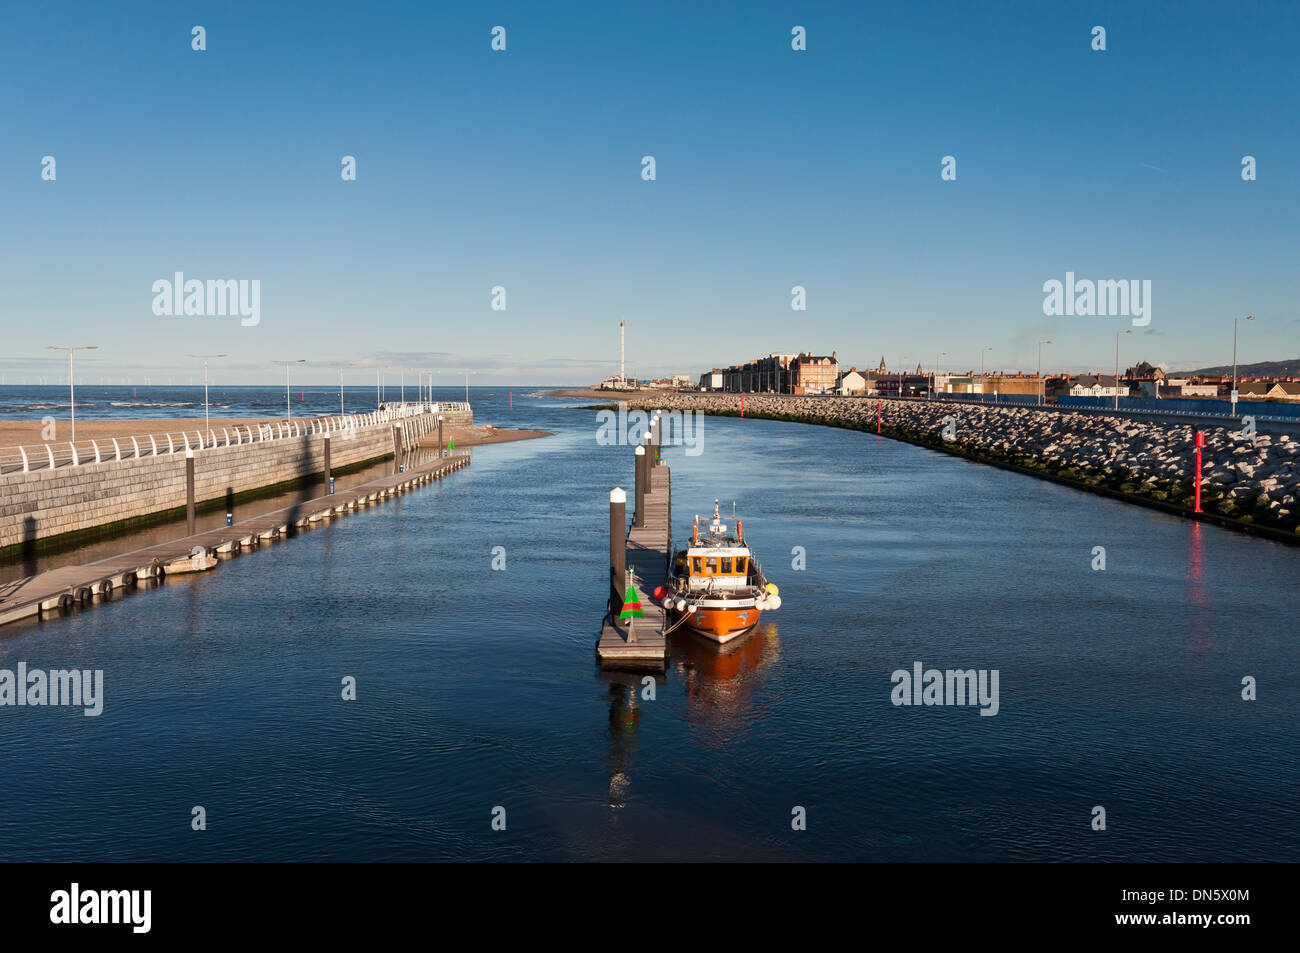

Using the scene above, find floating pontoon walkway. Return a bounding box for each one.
[0,452,470,628]
[597,464,671,666]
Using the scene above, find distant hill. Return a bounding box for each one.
[1181,358,1300,377]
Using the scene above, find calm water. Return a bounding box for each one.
[1,393,1296,861]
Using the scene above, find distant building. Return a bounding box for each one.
[597,376,637,391]
[698,369,724,391]
[1069,375,1124,398]
[789,352,838,395]
[1266,381,1300,400]
[836,368,868,396]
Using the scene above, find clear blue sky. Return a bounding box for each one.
[2,0,1297,384]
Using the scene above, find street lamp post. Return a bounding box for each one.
[271,360,305,420]
[184,353,227,435]
[1114,329,1131,411]
[1232,315,1255,414]
[324,361,354,416]
[44,345,98,444]
[980,347,992,399]
[933,352,946,399]
[1037,340,1052,406]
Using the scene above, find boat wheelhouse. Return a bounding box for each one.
[662,500,780,643]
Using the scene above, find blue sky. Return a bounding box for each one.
[2,0,1297,384]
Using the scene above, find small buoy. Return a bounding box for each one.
[652,585,667,601]
[769,595,782,610]
[661,598,674,609]
[674,599,687,612]
[765,583,779,596]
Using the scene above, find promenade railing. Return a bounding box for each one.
[0,402,469,476]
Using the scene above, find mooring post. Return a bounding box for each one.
[324,433,333,493]
[609,487,626,618]
[1194,431,1205,513]
[185,448,196,535]
[634,445,646,527]
[651,412,661,465]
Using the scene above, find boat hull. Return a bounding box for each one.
[673,604,762,643]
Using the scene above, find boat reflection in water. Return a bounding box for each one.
[599,624,782,809]
[672,623,782,743]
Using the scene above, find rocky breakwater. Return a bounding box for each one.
[592,393,1300,537]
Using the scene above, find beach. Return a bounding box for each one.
[0,417,549,450]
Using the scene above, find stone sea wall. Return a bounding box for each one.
[600,393,1300,535]
[0,406,473,554]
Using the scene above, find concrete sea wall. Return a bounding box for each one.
[0,405,472,555]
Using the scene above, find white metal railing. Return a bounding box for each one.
[0,401,466,476]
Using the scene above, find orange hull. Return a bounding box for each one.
[674,605,762,643]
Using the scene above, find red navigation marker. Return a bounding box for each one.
[1194,431,1205,513]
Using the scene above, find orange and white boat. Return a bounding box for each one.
[660,500,780,644]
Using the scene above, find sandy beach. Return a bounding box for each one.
[418,424,552,449]
[547,387,662,402]
[0,417,550,450]
[0,417,265,450]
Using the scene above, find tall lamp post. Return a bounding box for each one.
[1232,315,1255,414]
[1114,329,1131,411]
[979,347,992,399]
[1037,340,1052,406]
[44,344,98,444]
[932,351,946,399]
[184,352,227,435]
[324,361,354,416]
[43,343,96,444]
[271,359,305,420]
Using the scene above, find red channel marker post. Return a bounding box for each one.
[1194,431,1205,513]
[741,396,744,419]
[877,401,882,434]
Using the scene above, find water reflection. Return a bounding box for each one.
[600,670,662,810]
[1185,522,1213,653]
[673,624,782,747]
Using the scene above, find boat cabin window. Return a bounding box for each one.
[736,556,747,574]
[691,557,702,574]
[720,556,732,574]
[705,557,718,574]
